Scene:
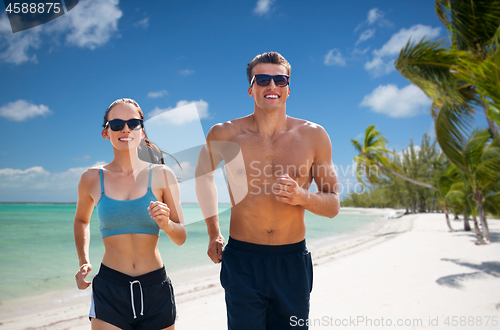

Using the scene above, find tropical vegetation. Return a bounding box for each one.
[346,0,500,244]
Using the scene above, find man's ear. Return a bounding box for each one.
[248,86,254,97]
[102,129,110,140]
[286,87,290,98]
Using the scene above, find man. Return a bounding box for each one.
[195,51,339,329]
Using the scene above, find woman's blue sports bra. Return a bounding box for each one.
[96,165,160,238]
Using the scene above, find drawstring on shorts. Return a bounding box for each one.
[129,280,144,319]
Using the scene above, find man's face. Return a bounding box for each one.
[248,63,290,111]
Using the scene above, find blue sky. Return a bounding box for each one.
[0,0,474,202]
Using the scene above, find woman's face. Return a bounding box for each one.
[102,103,145,151]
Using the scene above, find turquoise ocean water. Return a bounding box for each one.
[0,204,385,305]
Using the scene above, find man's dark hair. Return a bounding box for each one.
[247,52,291,84]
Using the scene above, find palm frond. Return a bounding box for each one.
[448,0,500,53]
[435,0,451,28]
[484,192,500,217]
[350,139,363,153]
[435,101,475,173]
[456,49,500,127]
[396,38,464,104]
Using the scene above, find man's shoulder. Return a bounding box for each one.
[207,116,250,141]
[289,116,328,136]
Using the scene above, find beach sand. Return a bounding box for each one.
[1,211,499,329]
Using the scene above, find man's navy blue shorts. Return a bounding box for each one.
[221,237,313,330]
[89,264,176,330]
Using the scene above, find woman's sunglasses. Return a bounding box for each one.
[250,74,290,87]
[104,119,144,131]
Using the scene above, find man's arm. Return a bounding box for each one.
[195,125,226,263]
[274,125,340,218]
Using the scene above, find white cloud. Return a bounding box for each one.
[352,47,370,56]
[0,0,122,65]
[148,99,209,125]
[0,15,41,64]
[364,57,394,76]
[367,8,383,24]
[398,145,422,159]
[365,24,441,77]
[179,69,194,76]
[0,100,52,121]
[0,13,10,33]
[134,17,149,29]
[374,25,441,57]
[0,161,105,201]
[254,0,275,16]
[360,84,432,118]
[0,166,49,177]
[324,49,346,66]
[355,8,392,32]
[147,90,168,98]
[356,28,375,45]
[50,0,122,49]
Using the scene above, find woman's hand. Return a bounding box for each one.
[149,201,172,232]
[75,263,92,290]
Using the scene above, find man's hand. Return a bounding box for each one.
[75,263,92,290]
[273,174,307,206]
[207,233,225,263]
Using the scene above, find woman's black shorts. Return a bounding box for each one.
[89,264,176,330]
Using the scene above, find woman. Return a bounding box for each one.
[74,98,186,330]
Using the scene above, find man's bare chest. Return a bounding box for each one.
[222,134,315,184]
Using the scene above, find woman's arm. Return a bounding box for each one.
[73,169,97,289]
[149,166,186,246]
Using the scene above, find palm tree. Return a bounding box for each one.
[442,163,473,231]
[352,125,433,189]
[394,0,500,244]
[395,0,500,141]
[447,179,481,237]
[434,162,456,232]
[445,129,500,244]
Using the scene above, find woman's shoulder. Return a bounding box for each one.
[79,166,102,183]
[77,166,102,195]
[150,163,178,186]
[151,163,176,177]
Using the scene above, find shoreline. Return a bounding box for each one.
[1,210,498,329]
[0,206,386,306]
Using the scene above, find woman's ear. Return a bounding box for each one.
[102,128,110,140]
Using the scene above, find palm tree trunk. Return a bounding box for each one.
[402,193,409,214]
[444,205,455,232]
[378,165,434,189]
[472,215,482,240]
[473,190,491,244]
[482,100,499,138]
[463,209,471,231]
[416,191,421,212]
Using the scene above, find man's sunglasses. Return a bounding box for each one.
[250,74,290,87]
[104,119,144,131]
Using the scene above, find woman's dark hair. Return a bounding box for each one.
[103,98,180,167]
